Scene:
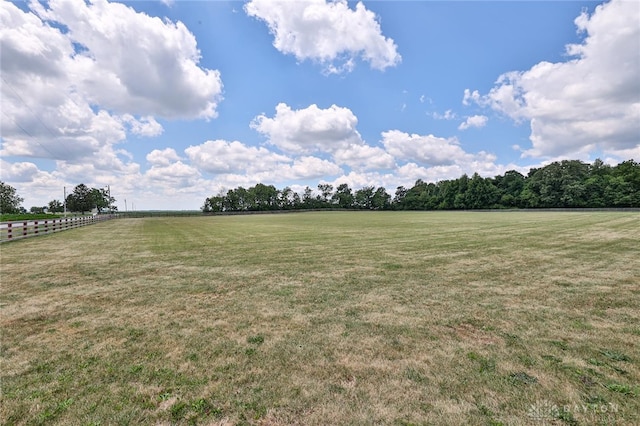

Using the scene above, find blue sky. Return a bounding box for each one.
[1,0,639,210]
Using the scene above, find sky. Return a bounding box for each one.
[1,0,639,211]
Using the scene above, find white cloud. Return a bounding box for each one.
[122,115,163,137]
[432,109,456,120]
[382,130,469,166]
[185,140,343,181]
[273,156,342,181]
[145,161,201,183]
[28,0,223,119]
[0,160,66,207]
[467,0,640,159]
[185,140,290,174]
[244,0,401,73]
[379,130,520,186]
[251,103,364,154]
[396,163,461,185]
[458,115,488,130]
[462,89,481,106]
[0,0,222,166]
[328,171,386,192]
[0,160,41,183]
[334,145,395,171]
[146,148,183,167]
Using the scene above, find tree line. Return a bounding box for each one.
[0,182,116,215]
[203,159,640,212]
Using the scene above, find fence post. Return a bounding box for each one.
[7,222,12,240]
[44,220,48,233]
[23,221,27,237]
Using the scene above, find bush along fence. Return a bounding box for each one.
[0,215,117,243]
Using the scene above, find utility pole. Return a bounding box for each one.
[125,198,127,213]
[63,186,67,217]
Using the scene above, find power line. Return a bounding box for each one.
[1,110,59,158]
[1,76,75,159]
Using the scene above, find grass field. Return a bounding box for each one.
[1,211,638,425]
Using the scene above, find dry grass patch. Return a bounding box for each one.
[1,211,638,425]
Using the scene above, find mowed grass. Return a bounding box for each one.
[1,211,638,425]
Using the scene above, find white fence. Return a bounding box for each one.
[0,215,117,243]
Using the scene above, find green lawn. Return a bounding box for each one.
[1,211,638,425]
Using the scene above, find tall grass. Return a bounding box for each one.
[1,211,638,425]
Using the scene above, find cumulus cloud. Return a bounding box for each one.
[0,0,222,166]
[334,145,395,171]
[244,0,401,73]
[145,161,201,183]
[185,140,290,174]
[379,130,516,185]
[146,148,183,167]
[382,130,470,166]
[251,103,364,154]
[274,156,343,181]
[465,0,639,159]
[122,115,163,137]
[0,160,41,183]
[458,115,488,130]
[28,0,223,119]
[185,139,342,181]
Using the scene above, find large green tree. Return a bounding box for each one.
[354,186,375,209]
[48,199,64,213]
[66,184,94,214]
[371,187,391,210]
[0,182,24,214]
[317,183,334,207]
[494,170,526,208]
[333,183,354,209]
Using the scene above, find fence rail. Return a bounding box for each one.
[0,215,117,243]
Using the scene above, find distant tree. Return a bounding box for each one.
[333,183,354,208]
[453,174,470,209]
[48,199,64,213]
[354,186,375,209]
[393,186,408,209]
[66,184,94,214]
[90,188,115,213]
[302,186,315,209]
[223,187,247,211]
[317,183,334,207]
[465,173,500,209]
[292,191,302,209]
[400,180,426,210]
[200,158,639,212]
[30,206,46,214]
[247,183,278,210]
[0,181,24,214]
[203,193,224,212]
[438,179,459,210]
[610,160,640,206]
[523,160,590,207]
[494,170,525,208]
[371,187,391,210]
[279,187,295,210]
